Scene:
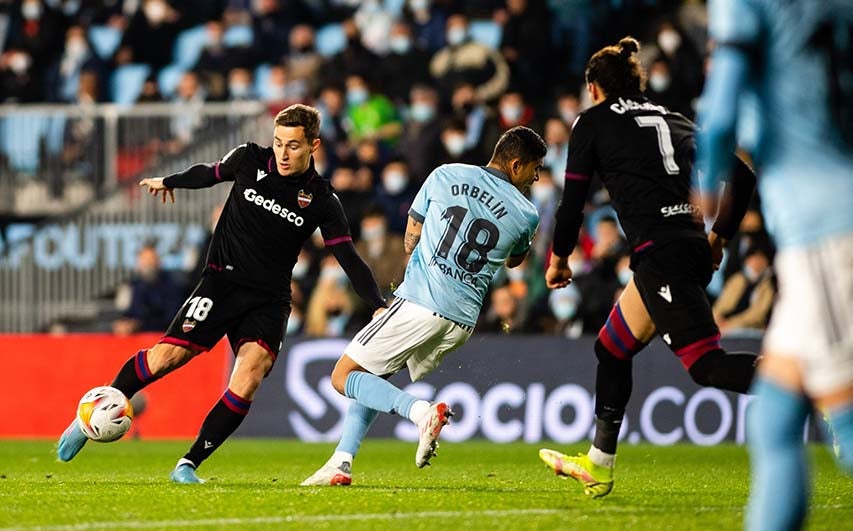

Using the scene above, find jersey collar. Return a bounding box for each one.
[481,165,511,184]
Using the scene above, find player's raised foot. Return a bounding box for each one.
[416,402,453,468]
[57,419,88,462]
[538,448,614,499]
[170,461,205,484]
[300,461,352,486]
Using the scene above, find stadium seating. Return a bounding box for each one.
[315,24,347,57]
[172,25,210,70]
[110,64,152,105]
[223,24,254,48]
[157,64,187,99]
[88,25,123,61]
[469,20,503,50]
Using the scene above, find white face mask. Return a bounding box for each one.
[361,224,386,242]
[292,259,310,279]
[617,268,633,286]
[382,171,408,195]
[347,88,368,106]
[500,103,523,123]
[559,108,578,125]
[658,30,681,55]
[444,135,467,157]
[506,267,525,282]
[648,73,671,93]
[22,1,42,20]
[743,264,761,282]
[447,27,467,46]
[285,314,302,335]
[530,183,555,205]
[550,287,579,320]
[9,53,31,74]
[409,0,429,10]
[568,258,586,275]
[389,36,412,54]
[320,265,347,284]
[229,82,251,98]
[66,38,88,58]
[409,102,435,123]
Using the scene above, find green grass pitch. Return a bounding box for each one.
[0,440,850,530]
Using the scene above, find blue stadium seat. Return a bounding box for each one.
[469,20,503,50]
[88,25,123,60]
[173,25,210,69]
[45,115,66,157]
[384,0,406,15]
[158,64,187,99]
[223,24,253,48]
[315,24,347,57]
[110,64,152,105]
[253,64,273,100]
[0,114,49,172]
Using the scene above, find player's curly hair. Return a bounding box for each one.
[275,104,321,142]
[492,126,547,166]
[585,36,646,96]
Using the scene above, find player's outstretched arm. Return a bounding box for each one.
[404,216,423,255]
[329,241,388,315]
[140,162,225,204]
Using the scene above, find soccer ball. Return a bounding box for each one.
[76,386,134,442]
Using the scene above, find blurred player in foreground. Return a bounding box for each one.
[697,1,853,529]
[301,126,545,486]
[58,105,387,483]
[539,37,758,498]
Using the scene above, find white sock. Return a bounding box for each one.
[177,457,196,469]
[408,400,431,424]
[588,445,615,468]
[328,451,353,467]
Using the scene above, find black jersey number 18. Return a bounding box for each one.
[436,206,500,274]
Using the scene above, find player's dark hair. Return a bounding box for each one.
[585,36,646,96]
[275,104,321,142]
[491,126,547,166]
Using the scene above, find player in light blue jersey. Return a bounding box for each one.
[301,126,544,486]
[696,1,853,529]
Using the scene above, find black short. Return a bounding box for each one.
[162,272,290,361]
[633,237,720,354]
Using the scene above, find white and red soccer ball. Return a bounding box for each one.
[76,386,134,442]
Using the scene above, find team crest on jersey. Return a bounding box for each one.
[182,319,197,333]
[297,189,313,208]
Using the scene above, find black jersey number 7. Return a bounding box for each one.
[435,206,500,274]
[635,116,681,175]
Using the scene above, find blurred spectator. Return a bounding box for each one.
[49,25,105,103]
[652,20,703,113]
[285,24,323,99]
[713,245,775,334]
[591,216,626,262]
[305,256,354,337]
[137,77,164,102]
[196,20,253,101]
[555,90,581,130]
[0,49,38,102]
[166,71,206,153]
[114,0,180,71]
[544,284,583,338]
[397,83,444,182]
[450,81,500,163]
[60,70,105,195]
[723,208,773,280]
[186,204,224,288]
[322,19,378,87]
[547,0,594,81]
[497,90,541,133]
[353,0,395,56]
[438,118,480,165]
[355,206,407,299]
[646,55,693,118]
[250,0,313,65]
[377,20,432,105]
[316,85,348,147]
[227,67,254,100]
[7,0,66,99]
[113,245,185,335]
[429,13,509,104]
[343,72,402,147]
[404,0,447,53]
[528,167,559,258]
[330,163,373,241]
[374,159,418,235]
[262,64,302,106]
[481,284,528,333]
[501,0,551,104]
[543,117,569,181]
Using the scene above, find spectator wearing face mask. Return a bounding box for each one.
[374,160,418,235]
[48,24,105,103]
[343,72,402,148]
[554,91,582,130]
[315,85,348,148]
[430,13,510,104]
[653,21,703,111]
[378,20,432,106]
[227,67,254,101]
[497,90,541,133]
[501,0,552,105]
[114,0,180,71]
[321,19,378,87]
[112,245,185,336]
[438,117,480,165]
[528,167,559,259]
[285,24,323,99]
[544,284,583,338]
[305,255,355,338]
[397,84,444,182]
[646,55,693,118]
[543,117,569,186]
[403,0,448,53]
[6,0,65,101]
[481,284,529,334]
[250,0,314,65]
[450,81,501,164]
[196,21,253,101]
[355,206,407,301]
[713,245,776,335]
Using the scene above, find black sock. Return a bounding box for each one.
[184,388,251,468]
[592,347,633,455]
[110,349,158,398]
[689,350,758,393]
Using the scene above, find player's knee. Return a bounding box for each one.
[330,361,350,395]
[594,337,632,368]
[148,344,194,375]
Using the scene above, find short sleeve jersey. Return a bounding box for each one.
[566,95,705,251]
[204,143,350,296]
[708,0,853,248]
[394,164,540,327]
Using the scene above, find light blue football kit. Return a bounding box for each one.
[395,163,540,326]
[697,2,853,529]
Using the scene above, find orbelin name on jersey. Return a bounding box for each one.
[450,184,509,219]
[609,97,667,115]
[243,188,305,226]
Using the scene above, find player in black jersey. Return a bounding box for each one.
[57,104,388,483]
[538,38,758,498]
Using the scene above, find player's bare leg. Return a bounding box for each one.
[58,344,198,462]
[171,342,272,484]
[541,278,654,497]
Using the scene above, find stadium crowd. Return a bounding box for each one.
[0,0,776,337]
